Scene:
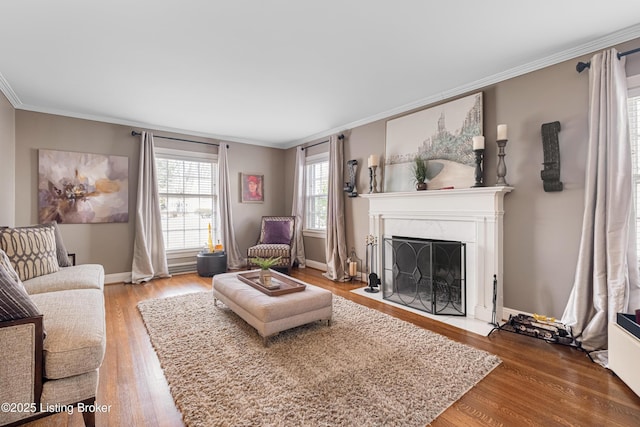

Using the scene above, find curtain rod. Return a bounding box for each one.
[131,130,228,148]
[301,134,344,150]
[576,47,640,73]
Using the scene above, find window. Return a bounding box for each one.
[305,153,329,233]
[629,75,640,252]
[155,148,218,253]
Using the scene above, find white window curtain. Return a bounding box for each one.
[322,135,349,281]
[217,143,245,269]
[131,131,170,283]
[562,48,640,365]
[291,146,306,267]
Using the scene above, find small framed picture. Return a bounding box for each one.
[241,173,264,203]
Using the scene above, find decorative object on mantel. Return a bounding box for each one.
[364,234,379,293]
[540,121,563,192]
[410,155,429,190]
[343,159,358,197]
[384,92,482,192]
[472,136,485,187]
[496,124,509,186]
[345,247,361,282]
[367,154,379,193]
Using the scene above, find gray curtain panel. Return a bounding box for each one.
[131,131,170,283]
[323,135,349,281]
[218,144,245,269]
[291,146,306,268]
[562,48,640,365]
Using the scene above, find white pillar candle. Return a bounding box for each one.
[349,261,357,276]
[368,154,379,168]
[472,136,485,150]
[497,124,508,140]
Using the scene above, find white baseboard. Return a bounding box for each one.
[304,259,327,271]
[105,270,197,285]
[105,272,131,285]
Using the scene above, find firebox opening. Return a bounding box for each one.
[382,236,466,316]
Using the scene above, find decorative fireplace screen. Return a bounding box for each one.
[382,236,466,316]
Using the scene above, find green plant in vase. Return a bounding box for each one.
[250,256,282,287]
[410,156,428,190]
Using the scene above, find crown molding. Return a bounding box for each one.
[0,72,21,107]
[283,23,640,149]
[14,103,283,148]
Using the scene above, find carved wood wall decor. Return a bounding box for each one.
[540,121,563,192]
[344,159,358,197]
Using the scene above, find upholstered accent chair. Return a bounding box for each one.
[247,216,295,272]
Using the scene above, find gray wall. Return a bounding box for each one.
[287,38,640,318]
[223,141,288,251]
[0,92,15,226]
[15,113,139,273]
[13,112,286,274]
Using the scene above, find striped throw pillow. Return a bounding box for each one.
[0,224,60,282]
[0,265,41,321]
[0,249,26,292]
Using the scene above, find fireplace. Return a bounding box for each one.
[382,237,466,316]
[361,187,512,322]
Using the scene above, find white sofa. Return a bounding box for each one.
[0,224,106,427]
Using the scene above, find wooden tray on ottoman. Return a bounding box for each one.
[237,270,306,296]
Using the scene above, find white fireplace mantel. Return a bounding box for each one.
[361,187,513,323]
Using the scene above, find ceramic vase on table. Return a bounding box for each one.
[259,269,272,287]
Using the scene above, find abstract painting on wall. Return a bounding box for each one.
[384,92,483,192]
[38,149,129,224]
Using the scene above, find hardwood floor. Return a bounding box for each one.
[24,268,640,426]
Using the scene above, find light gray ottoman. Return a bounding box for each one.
[212,271,333,345]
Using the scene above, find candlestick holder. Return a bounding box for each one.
[496,139,509,186]
[472,148,485,187]
[369,165,378,193]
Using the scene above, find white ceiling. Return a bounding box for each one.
[2,1,640,148]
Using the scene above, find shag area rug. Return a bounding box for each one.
[138,291,501,427]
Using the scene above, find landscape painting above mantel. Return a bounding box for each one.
[38,149,129,224]
[384,92,483,192]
